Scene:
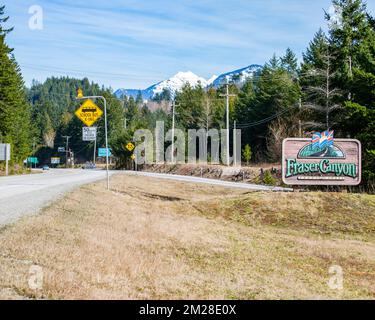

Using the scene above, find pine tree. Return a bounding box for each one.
[135,91,143,106]
[326,0,370,89]
[0,5,33,163]
[125,97,139,127]
[281,48,298,76]
[324,0,375,183]
[235,55,300,161]
[175,83,206,129]
[242,144,252,165]
[301,30,341,130]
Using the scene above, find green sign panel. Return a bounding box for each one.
[27,157,39,164]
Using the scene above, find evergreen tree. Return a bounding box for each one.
[281,48,298,76]
[125,96,140,127]
[242,55,300,160]
[301,30,341,130]
[0,5,33,163]
[326,0,370,90]
[323,0,375,183]
[242,144,252,165]
[175,83,206,129]
[135,91,143,106]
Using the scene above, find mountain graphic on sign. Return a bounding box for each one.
[298,131,345,159]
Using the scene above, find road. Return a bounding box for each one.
[0,169,292,227]
[122,171,293,192]
[0,169,111,226]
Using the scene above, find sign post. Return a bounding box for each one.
[27,157,38,168]
[0,144,11,176]
[76,90,109,190]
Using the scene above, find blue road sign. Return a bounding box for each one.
[98,148,112,157]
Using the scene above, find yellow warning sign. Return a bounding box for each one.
[126,142,135,152]
[77,88,84,98]
[131,154,136,160]
[75,99,103,127]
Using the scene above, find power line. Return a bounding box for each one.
[232,109,290,129]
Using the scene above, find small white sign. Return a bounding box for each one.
[51,157,60,164]
[82,127,97,141]
[0,144,10,161]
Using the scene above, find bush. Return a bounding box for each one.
[263,170,277,186]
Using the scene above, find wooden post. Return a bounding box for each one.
[5,144,9,176]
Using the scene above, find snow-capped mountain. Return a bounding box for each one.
[211,64,262,88]
[114,88,144,99]
[151,71,208,96]
[114,64,262,100]
[115,71,209,100]
[207,75,218,86]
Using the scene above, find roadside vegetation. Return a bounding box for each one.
[0,174,374,299]
[1,1,374,188]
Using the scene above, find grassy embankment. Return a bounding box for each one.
[0,174,374,299]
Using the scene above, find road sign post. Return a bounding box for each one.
[1,144,11,176]
[76,91,110,190]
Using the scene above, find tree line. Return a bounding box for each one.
[0,1,374,186]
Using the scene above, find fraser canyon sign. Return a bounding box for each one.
[282,131,361,186]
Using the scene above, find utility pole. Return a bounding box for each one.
[299,98,302,137]
[233,121,237,166]
[171,100,175,164]
[220,80,236,166]
[32,138,36,168]
[5,144,9,176]
[62,136,71,168]
[171,100,179,164]
[122,97,128,130]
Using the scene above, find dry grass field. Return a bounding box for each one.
[0,174,374,299]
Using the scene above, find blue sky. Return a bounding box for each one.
[3,0,375,90]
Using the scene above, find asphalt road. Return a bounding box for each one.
[0,169,110,226]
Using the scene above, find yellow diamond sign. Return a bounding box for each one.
[75,99,103,127]
[126,142,135,152]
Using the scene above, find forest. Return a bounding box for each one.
[0,0,374,186]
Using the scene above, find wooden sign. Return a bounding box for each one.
[282,137,361,186]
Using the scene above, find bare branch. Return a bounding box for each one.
[302,103,326,112]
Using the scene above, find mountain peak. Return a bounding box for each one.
[151,71,207,96]
[115,64,262,100]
